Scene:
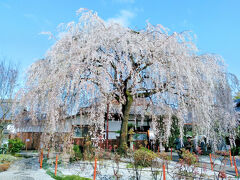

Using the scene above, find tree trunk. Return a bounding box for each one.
[0,126,4,147]
[120,91,133,152]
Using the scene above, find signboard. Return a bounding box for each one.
[26,139,30,142]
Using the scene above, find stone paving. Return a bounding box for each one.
[0,157,53,180]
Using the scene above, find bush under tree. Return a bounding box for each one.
[8,138,24,154]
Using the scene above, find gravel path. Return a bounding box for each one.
[0,157,53,180]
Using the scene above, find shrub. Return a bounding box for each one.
[8,138,24,154]
[96,150,112,160]
[180,148,198,166]
[73,145,82,161]
[0,154,17,163]
[0,144,8,154]
[158,152,171,161]
[117,142,128,155]
[133,147,158,167]
[175,149,199,179]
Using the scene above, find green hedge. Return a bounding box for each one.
[46,170,91,180]
[8,138,24,155]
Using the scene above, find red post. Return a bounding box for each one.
[233,156,239,177]
[40,154,43,168]
[40,149,43,169]
[94,158,97,180]
[55,155,58,176]
[229,149,233,167]
[40,155,42,169]
[209,154,213,171]
[162,164,166,180]
[171,148,172,160]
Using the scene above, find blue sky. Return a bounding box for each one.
[0,0,239,80]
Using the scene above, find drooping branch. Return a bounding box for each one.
[12,9,239,153]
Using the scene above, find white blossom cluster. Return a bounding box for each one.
[13,9,238,149]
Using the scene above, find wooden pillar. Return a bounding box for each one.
[106,103,109,150]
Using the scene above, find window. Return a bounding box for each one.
[237,103,240,108]
[73,126,88,138]
[133,133,147,141]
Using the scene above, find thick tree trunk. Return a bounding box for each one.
[120,91,133,152]
[0,125,4,146]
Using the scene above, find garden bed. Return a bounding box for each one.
[0,154,18,172]
[0,162,11,172]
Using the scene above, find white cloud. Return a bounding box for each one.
[107,10,136,27]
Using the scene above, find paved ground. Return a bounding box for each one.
[0,151,238,179]
[0,157,53,180]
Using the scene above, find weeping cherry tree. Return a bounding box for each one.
[13,9,238,153]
